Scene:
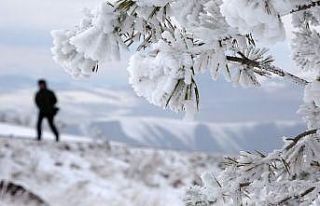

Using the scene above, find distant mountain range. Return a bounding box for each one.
[85,117,306,154]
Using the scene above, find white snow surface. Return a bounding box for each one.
[0,123,222,206]
[0,123,87,142]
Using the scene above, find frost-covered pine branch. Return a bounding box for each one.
[51,0,316,116]
[186,78,320,205]
[51,1,320,204]
[185,126,320,205]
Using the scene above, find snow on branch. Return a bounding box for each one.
[185,127,320,205]
[51,0,316,117]
[290,0,320,14]
[226,51,309,86]
[298,80,320,130]
[220,0,288,43]
[127,32,200,116]
[285,129,317,150]
[292,27,320,73]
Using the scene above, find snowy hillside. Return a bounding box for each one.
[88,117,306,154]
[0,123,222,206]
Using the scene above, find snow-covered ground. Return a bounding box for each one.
[0,123,222,206]
[0,123,88,142]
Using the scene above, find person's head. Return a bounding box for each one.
[38,79,47,90]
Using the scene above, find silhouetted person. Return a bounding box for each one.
[35,80,59,142]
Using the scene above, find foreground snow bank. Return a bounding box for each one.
[0,137,221,206]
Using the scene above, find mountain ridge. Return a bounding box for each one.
[86,117,306,154]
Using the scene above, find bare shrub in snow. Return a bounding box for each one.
[0,180,48,206]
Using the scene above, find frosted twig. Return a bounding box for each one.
[290,1,320,14]
[285,129,318,150]
[226,55,309,86]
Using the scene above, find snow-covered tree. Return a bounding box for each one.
[51,0,320,204]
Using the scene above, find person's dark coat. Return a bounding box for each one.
[35,89,58,115]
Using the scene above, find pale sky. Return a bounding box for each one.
[0,0,129,84]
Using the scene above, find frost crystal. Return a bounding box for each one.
[128,39,198,116]
[220,0,286,43]
[292,28,320,73]
[51,30,97,78]
[304,80,320,107]
[70,2,124,62]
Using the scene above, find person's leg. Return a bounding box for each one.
[36,113,44,141]
[47,115,59,142]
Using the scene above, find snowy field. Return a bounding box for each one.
[0,123,222,206]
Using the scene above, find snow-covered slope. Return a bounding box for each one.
[0,122,88,142]
[0,123,222,206]
[88,117,306,154]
